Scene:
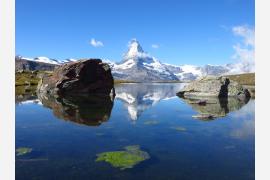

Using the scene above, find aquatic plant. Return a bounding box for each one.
[95,133,105,136]
[16,147,32,156]
[96,145,150,170]
[143,120,159,125]
[171,126,186,132]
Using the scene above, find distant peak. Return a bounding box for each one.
[124,39,144,59]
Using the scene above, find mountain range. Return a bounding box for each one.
[15,39,253,81]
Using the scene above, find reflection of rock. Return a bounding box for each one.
[180,96,250,120]
[115,83,185,120]
[37,59,115,97]
[38,93,114,126]
[177,76,251,100]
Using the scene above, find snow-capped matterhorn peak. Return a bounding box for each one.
[124,39,145,59]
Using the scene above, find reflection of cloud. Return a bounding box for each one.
[230,119,255,139]
[230,99,255,118]
[17,99,42,105]
[230,100,255,139]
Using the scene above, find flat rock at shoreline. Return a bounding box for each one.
[177,76,251,99]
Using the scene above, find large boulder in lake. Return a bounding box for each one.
[177,76,250,100]
[37,59,115,97]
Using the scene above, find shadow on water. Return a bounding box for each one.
[178,96,250,121]
[37,93,114,126]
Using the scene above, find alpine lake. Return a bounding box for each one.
[16,83,255,180]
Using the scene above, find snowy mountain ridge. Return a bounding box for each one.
[16,39,254,81]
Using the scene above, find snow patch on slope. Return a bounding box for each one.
[114,59,136,70]
[179,65,202,76]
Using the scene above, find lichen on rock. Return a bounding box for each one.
[96,145,150,170]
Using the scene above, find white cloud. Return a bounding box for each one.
[151,44,159,49]
[90,38,104,47]
[232,25,254,46]
[229,25,255,73]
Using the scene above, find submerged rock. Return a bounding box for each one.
[143,120,159,125]
[37,59,115,98]
[16,147,32,156]
[96,145,150,170]
[192,113,224,120]
[177,76,251,99]
[171,126,187,132]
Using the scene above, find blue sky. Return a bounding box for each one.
[16,0,254,66]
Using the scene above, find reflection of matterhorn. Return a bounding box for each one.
[115,83,185,120]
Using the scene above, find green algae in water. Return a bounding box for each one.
[95,133,105,136]
[16,147,32,156]
[143,120,159,125]
[96,145,150,170]
[171,126,187,132]
[124,145,140,151]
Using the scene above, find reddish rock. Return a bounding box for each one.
[37,59,115,97]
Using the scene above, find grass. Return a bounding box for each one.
[114,79,139,84]
[114,79,183,84]
[15,70,53,86]
[224,73,255,86]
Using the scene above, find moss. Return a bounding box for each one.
[96,145,150,170]
[16,147,32,156]
[15,71,39,86]
[171,126,187,132]
[143,120,159,125]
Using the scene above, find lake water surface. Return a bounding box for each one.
[16,83,255,180]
